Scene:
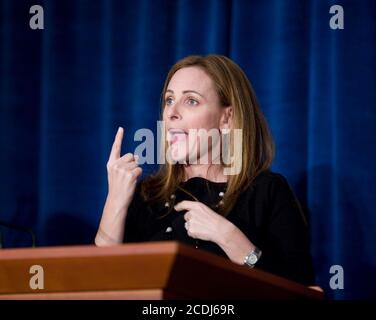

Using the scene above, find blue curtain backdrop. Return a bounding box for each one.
[1,0,375,299]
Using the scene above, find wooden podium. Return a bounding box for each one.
[0,241,323,300]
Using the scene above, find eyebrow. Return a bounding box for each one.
[165,89,204,98]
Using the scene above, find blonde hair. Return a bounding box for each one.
[141,54,274,216]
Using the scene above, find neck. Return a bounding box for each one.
[184,163,227,183]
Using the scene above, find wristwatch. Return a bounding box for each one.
[243,247,262,268]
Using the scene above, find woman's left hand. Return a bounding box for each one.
[174,200,256,265]
[174,200,234,244]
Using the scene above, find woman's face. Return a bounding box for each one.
[163,66,229,164]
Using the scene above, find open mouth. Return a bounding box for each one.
[168,128,188,144]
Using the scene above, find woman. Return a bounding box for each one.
[95,55,315,286]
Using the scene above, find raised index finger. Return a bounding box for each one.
[108,127,124,163]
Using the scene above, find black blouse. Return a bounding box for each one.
[123,170,315,285]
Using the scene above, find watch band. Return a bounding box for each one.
[243,247,262,268]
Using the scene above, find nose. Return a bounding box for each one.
[165,101,182,121]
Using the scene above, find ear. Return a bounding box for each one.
[219,106,233,131]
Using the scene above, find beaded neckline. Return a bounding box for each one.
[163,183,226,249]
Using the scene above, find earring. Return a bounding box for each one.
[221,125,230,135]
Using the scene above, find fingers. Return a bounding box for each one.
[121,166,142,181]
[108,127,124,164]
[119,152,135,163]
[112,152,140,170]
[131,166,143,179]
[174,200,197,212]
[107,127,140,169]
[112,159,138,171]
[183,211,192,221]
[110,164,142,181]
[111,154,142,175]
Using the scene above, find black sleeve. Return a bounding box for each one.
[256,174,316,285]
[123,181,148,243]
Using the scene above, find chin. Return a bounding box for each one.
[166,144,188,164]
[167,140,203,165]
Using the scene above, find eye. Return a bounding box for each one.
[165,96,174,106]
[186,97,199,106]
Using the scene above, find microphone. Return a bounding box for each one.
[0,220,36,248]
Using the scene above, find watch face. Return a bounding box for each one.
[247,253,257,265]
